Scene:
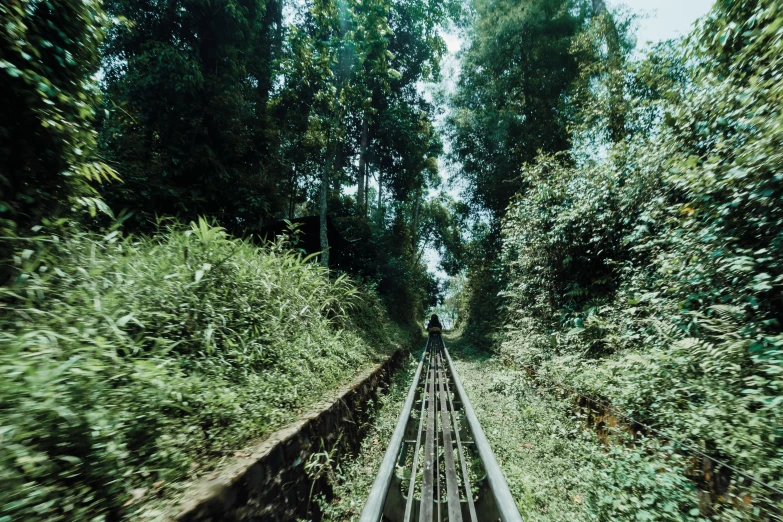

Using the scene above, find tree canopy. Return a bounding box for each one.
[448,0,783,516]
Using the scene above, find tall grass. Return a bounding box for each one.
[0,218,396,521]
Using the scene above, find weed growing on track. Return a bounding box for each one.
[0,219,399,521]
[319,339,703,521]
[315,349,423,521]
[449,340,704,522]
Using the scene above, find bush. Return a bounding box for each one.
[499,0,783,517]
[0,218,397,521]
[0,0,115,262]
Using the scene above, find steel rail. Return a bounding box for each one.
[434,353,441,522]
[437,348,463,522]
[420,355,437,522]
[444,361,478,522]
[359,335,524,522]
[359,341,429,522]
[442,342,524,522]
[404,344,432,522]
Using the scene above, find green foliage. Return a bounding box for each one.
[498,0,783,517]
[416,195,468,276]
[0,0,116,270]
[99,0,282,231]
[376,214,439,324]
[317,350,423,521]
[447,0,600,346]
[453,348,704,522]
[96,0,455,317]
[0,0,458,517]
[0,219,396,520]
[589,440,704,522]
[429,272,469,330]
[449,0,590,218]
[330,339,705,521]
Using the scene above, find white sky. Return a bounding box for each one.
[619,0,715,45]
[424,0,716,282]
[442,0,716,53]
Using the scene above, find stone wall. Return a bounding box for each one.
[174,348,407,522]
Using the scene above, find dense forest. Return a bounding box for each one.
[1,0,457,517]
[1,0,464,322]
[2,0,783,519]
[446,0,783,518]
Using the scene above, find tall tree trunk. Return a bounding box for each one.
[363,161,368,214]
[364,147,372,214]
[411,186,422,248]
[357,115,368,213]
[333,145,343,194]
[320,30,352,268]
[376,170,383,227]
[320,155,330,268]
[289,165,297,219]
[321,123,339,269]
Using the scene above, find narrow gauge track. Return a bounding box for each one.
[359,334,523,522]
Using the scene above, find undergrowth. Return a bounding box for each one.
[0,218,399,521]
[496,2,783,519]
[450,341,704,522]
[315,349,423,521]
[318,338,706,521]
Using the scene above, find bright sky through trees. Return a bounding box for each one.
[623,0,715,44]
[426,0,716,281]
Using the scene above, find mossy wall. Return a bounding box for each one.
[175,347,407,522]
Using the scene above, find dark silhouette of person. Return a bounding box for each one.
[426,314,442,331]
[426,314,443,349]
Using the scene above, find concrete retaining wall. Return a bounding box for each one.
[174,347,408,522]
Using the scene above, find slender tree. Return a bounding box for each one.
[100,0,283,232]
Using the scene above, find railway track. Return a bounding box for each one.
[359,334,523,522]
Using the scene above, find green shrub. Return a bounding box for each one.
[499,0,783,517]
[0,0,115,261]
[588,439,704,522]
[0,218,396,521]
